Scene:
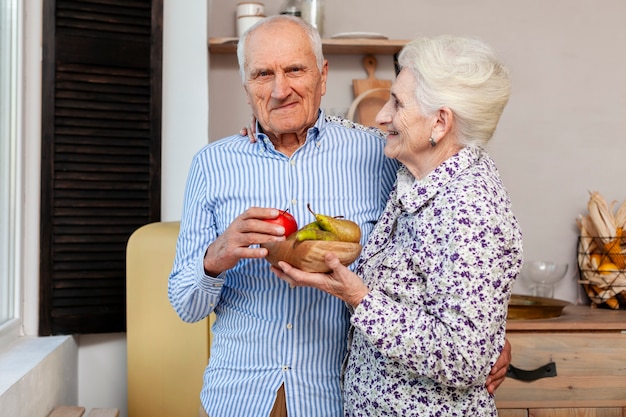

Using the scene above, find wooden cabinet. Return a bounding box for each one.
[497,306,626,416]
[499,410,625,417]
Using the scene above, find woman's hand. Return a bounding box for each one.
[240,115,258,143]
[271,252,369,307]
[485,338,511,394]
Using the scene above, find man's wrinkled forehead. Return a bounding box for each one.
[244,26,315,75]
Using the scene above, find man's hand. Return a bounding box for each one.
[203,207,286,276]
[486,338,511,394]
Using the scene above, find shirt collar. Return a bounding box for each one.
[256,110,325,154]
[395,146,482,214]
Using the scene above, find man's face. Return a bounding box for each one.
[243,21,328,138]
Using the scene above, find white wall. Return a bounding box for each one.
[161,0,209,220]
[16,0,626,416]
[208,0,626,304]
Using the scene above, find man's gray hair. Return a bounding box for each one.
[236,15,324,82]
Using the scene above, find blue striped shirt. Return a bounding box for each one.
[168,113,398,417]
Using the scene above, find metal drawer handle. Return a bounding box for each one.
[506,361,557,381]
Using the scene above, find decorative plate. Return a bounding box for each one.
[330,32,388,40]
[508,294,571,320]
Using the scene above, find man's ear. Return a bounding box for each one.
[320,59,329,96]
[243,83,252,105]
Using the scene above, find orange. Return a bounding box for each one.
[590,253,603,269]
[598,262,620,274]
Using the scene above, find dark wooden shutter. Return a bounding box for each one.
[40,0,163,335]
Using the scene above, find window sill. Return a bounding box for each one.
[0,335,78,417]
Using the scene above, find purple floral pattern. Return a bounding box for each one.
[343,147,523,416]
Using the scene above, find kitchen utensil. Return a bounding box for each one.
[236,2,264,17]
[301,0,324,36]
[279,0,301,16]
[237,14,265,37]
[350,55,391,128]
[521,260,569,298]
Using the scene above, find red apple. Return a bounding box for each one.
[265,209,298,238]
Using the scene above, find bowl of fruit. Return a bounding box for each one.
[261,205,362,273]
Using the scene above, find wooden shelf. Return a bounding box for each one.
[209,37,408,55]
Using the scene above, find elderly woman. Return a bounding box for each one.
[271,35,523,416]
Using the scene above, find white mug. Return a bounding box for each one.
[236,2,264,17]
[237,14,265,37]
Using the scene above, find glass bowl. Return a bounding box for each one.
[521,261,569,298]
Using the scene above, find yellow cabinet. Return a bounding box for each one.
[126,222,214,417]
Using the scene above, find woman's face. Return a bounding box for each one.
[375,69,435,173]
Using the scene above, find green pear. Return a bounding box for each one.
[307,204,361,243]
[295,228,339,242]
[301,221,322,230]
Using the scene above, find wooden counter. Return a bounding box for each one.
[497,305,626,416]
[507,305,626,332]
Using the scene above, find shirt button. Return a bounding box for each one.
[291,198,297,205]
[286,323,293,329]
[290,160,296,166]
[289,284,295,289]
[282,366,290,371]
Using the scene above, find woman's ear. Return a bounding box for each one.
[432,107,454,140]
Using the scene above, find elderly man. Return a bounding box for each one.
[168,15,510,417]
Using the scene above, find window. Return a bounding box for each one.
[0,0,22,343]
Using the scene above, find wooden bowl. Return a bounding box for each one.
[261,240,362,273]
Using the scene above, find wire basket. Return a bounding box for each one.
[577,236,626,309]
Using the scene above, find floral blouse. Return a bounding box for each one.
[343,146,523,417]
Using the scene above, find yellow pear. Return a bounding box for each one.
[307,204,361,243]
